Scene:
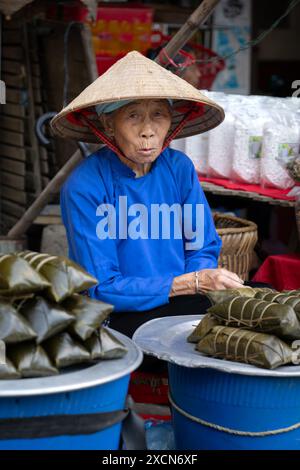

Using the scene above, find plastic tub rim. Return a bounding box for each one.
[0,329,143,397]
[133,315,300,378]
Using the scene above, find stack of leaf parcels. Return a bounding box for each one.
[0,252,127,380]
[188,287,300,369]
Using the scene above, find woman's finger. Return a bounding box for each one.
[219,276,245,290]
[219,268,244,284]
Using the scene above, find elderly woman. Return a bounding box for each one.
[51,51,244,339]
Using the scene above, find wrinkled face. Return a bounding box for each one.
[104,99,172,163]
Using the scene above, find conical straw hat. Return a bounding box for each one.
[51,50,224,144]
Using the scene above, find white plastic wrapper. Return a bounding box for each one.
[207,110,235,178]
[207,93,240,179]
[170,133,209,175]
[231,97,273,184]
[170,91,226,176]
[261,121,299,189]
[260,99,300,189]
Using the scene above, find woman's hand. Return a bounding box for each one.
[197,268,244,292]
[169,268,244,297]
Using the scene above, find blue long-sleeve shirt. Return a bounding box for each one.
[60,146,222,312]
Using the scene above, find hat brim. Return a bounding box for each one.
[51,98,224,144]
[50,51,225,143]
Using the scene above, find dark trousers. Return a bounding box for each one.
[109,281,272,372]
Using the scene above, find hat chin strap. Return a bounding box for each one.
[78,113,132,162]
[78,108,195,163]
[162,108,195,150]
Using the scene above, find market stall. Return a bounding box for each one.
[0,0,300,456]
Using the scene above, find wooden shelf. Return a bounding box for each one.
[201,181,295,208]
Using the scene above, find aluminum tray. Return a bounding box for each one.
[0,329,143,397]
[133,315,300,378]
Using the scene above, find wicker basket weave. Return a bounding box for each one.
[214,213,258,281]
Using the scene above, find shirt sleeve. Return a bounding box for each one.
[181,163,222,273]
[60,168,173,312]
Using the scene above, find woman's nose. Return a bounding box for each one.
[140,122,155,139]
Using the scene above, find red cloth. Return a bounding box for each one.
[129,372,169,405]
[252,254,300,291]
[200,176,296,202]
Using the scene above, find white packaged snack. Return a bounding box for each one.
[231,97,272,184]
[207,110,235,178]
[261,120,299,189]
[170,137,186,154]
[185,133,209,174]
[261,98,300,189]
[170,134,209,175]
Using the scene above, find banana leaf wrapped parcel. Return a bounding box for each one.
[252,288,276,294]
[0,301,37,343]
[206,287,275,306]
[254,292,300,318]
[84,328,128,360]
[43,332,91,368]
[17,251,98,302]
[8,342,58,378]
[62,294,113,340]
[0,254,50,297]
[20,296,75,343]
[187,314,220,343]
[206,287,257,305]
[207,296,300,340]
[283,290,300,296]
[196,326,293,369]
[0,358,21,380]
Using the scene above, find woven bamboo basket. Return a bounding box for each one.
[214,213,258,281]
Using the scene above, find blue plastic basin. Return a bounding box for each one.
[0,330,142,450]
[169,363,300,450]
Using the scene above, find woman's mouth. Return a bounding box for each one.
[138,148,155,156]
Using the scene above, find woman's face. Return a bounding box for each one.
[105,99,172,164]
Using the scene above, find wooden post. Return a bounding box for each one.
[7,149,82,238]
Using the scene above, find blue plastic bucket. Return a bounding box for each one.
[132,315,300,451]
[168,364,300,450]
[0,330,142,450]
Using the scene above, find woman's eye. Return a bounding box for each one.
[129,113,138,119]
[155,110,168,117]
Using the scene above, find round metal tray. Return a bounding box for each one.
[133,315,300,378]
[0,329,143,397]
